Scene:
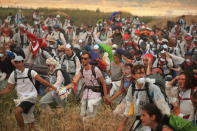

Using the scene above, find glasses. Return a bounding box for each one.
[81,57,89,61]
[15,60,24,64]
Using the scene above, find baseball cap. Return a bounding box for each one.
[14,55,24,61]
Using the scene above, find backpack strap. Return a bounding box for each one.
[63,54,77,69]
[41,49,47,60]
[27,69,36,87]
[14,69,35,87]
[91,65,97,79]
[144,82,154,103]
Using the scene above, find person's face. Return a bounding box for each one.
[113,56,120,63]
[47,64,55,72]
[186,39,192,45]
[81,54,90,66]
[93,49,100,54]
[115,29,120,33]
[143,57,149,67]
[134,68,146,80]
[123,66,131,76]
[141,110,155,127]
[178,74,186,89]
[64,48,73,56]
[14,60,24,69]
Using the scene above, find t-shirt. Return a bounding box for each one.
[80,66,103,99]
[8,68,38,103]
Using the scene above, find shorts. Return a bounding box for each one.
[18,101,35,124]
[18,101,34,114]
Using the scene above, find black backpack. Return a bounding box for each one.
[14,69,36,92]
[85,33,94,45]
[80,65,104,95]
[73,48,82,61]
[54,69,71,86]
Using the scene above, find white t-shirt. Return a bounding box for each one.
[8,68,38,103]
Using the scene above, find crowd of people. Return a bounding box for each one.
[0,9,197,131]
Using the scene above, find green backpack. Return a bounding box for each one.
[163,115,197,131]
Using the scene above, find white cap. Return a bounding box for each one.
[65,44,72,49]
[112,44,118,49]
[79,39,83,43]
[56,15,60,18]
[93,44,99,50]
[162,39,168,43]
[14,55,24,61]
[19,24,26,28]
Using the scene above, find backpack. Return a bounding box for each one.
[132,82,172,109]
[85,33,94,45]
[146,74,166,93]
[62,54,77,71]
[59,28,69,42]
[14,69,35,89]
[99,32,107,41]
[160,115,197,131]
[73,47,82,61]
[80,65,104,95]
[54,69,71,86]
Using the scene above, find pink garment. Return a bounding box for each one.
[81,67,102,99]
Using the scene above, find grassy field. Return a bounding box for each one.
[0,7,155,26]
[0,90,134,131]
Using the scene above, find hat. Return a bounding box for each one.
[56,15,60,18]
[93,44,100,50]
[19,24,26,29]
[54,24,60,29]
[14,55,24,61]
[42,26,48,30]
[79,39,83,43]
[185,35,192,41]
[162,39,168,43]
[112,44,118,49]
[65,44,72,49]
[144,53,154,61]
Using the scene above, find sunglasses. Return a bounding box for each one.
[15,60,24,64]
[81,57,89,60]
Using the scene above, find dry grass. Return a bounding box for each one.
[0,93,134,131]
[147,15,197,28]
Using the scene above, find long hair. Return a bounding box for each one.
[142,103,163,123]
[179,71,193,90]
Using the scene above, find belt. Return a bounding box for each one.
[68,72,75,75]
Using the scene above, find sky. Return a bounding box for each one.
[0,0,197,16]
